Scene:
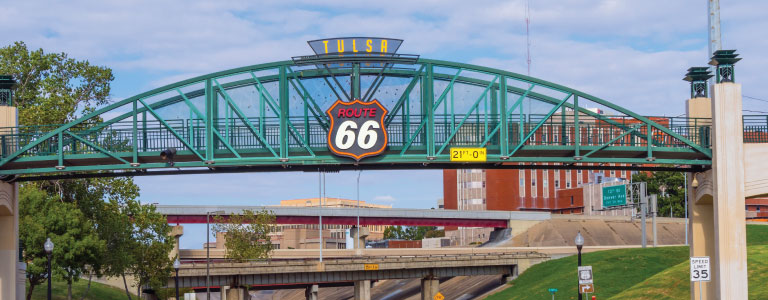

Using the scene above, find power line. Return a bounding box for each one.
[744,95,768,103]
[742,109,768,114]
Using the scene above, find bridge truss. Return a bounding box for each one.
[0,57,715,180]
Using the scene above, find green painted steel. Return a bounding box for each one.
[0,57,727,177]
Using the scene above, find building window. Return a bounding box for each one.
[571,196,574,205]
[555,180,560,188]
[519,170,525,197]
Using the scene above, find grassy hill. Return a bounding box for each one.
[486,224,768,300]
[26,278,130,300]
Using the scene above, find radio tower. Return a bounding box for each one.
[708,0,722,57]
[525,0,531,76]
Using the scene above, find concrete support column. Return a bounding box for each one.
[225,287,247,300]
[220,285,229,300]
[0,181,18,299]
[420,277,439,300]
[354,280,371,300]
[686,95,715,300]
[305,284,318,300]
[710,83,748,298]
[169,225,183,260]
[0,106,18,300]
[689,172,715,299]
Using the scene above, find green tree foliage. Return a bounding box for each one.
[1,42,172,299]
[126,202,174,296]
[383,226,443,240]
[19,185,103,300]
[0,41,112,126]
[632,171,686,218]
[212,210,276,262]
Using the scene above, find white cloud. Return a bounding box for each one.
[373,195,396,203]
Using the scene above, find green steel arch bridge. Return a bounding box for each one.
[0,55,740,181]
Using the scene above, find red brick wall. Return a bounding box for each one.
[486,169,520,211]
[442,169,457,210]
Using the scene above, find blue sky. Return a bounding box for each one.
[2,0,766,248]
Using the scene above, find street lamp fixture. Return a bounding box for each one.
[574,231,584,300]
[44,238,54,300]
[173,258,181,300]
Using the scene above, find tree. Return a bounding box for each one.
[383,226,442,240]
[212,209,276,262]
[126,201,174,297]
[0,42,155,300]
[18,185,103,300]
[0,41,112,126]
[632,171,686,218]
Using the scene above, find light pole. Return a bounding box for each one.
[206,210,224,300]
[356,170,362,250]
[575,231,584,300]
[173,258,180,300]
[44,238,54,300]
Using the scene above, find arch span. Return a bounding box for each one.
[0,57,712,179]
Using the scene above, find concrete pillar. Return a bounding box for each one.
[354,280,371,300]
[420,277,439,300]
[225,287,247,300]
[16,262,25,300]
[305,284,318,300]
[0,105,18,300]
[686,95,715,300]
[710,82,748,298]
[169,225,184,260]
[689,172,715,299]
[219,285,229,300]
[350,226,369,249]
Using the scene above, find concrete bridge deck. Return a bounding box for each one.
[157,205,551,228]
[171,252,548,299]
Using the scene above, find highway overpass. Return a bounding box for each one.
[156,205,551,228]
[171,252,548,300]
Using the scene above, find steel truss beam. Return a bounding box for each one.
[0,57,717,179]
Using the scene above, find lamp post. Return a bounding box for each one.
[173,258,180,300]
[206,210,224,300]
[44,238,54,300]
[575,231,584,300]
[356,170,361,250]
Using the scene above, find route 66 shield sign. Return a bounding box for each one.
[326,99,389,161]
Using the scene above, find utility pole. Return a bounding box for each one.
[641,193,647,248]
[708,0,722,85]
[651,194,658,247]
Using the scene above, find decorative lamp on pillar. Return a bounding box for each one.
[44,238,54,300]
[0,75,16,106]
[574,231,584,300]
[709,49,741,83]
[683,67,713,98]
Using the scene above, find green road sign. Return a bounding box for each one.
[603,185,627,207]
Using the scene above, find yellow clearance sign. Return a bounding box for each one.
[450,147,487,162]
[364,264,379,271]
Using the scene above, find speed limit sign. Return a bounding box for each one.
[690,256,710,282]
[326,99,389,161]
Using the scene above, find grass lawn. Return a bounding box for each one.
[608,245,768,300]
[485,246,689,300]
[26,278,130,300]
[486,224,768,300]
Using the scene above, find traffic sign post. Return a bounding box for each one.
[548,288,557,300]
[578,266,593,285]
[690,256,710,300]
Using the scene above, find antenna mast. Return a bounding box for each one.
[525,0,531,76]
[708,0,722,56]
